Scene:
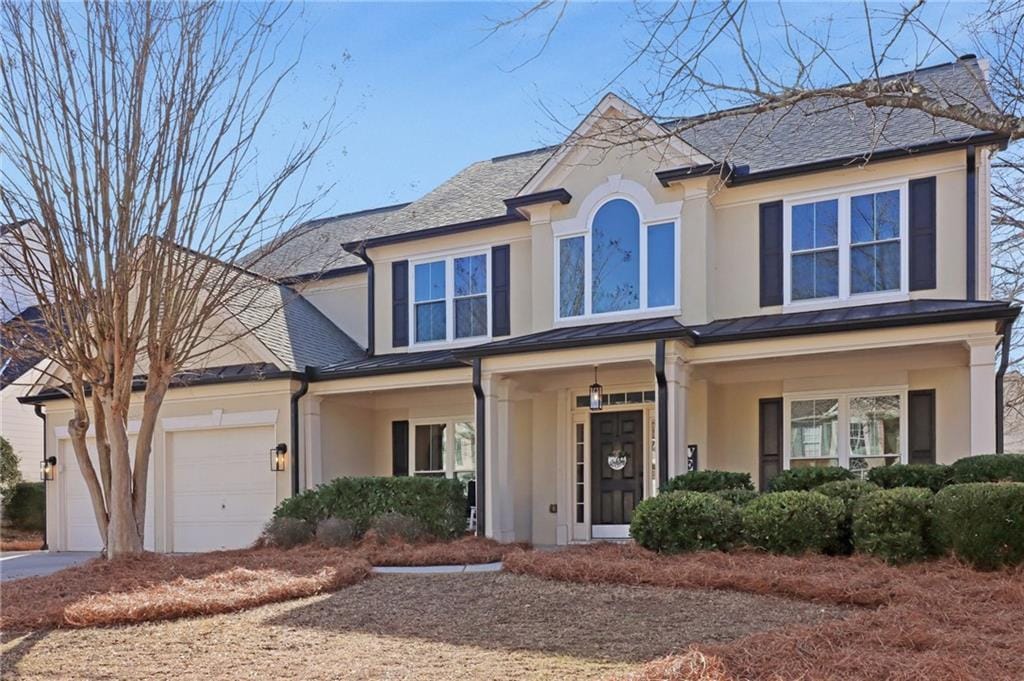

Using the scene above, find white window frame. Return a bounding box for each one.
[553,195,681,322]
[409,247,492,348]
[408,417,476,479]
[783,179,910,311]
[783,386,909,472]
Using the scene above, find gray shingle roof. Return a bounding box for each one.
[226,280,365,371]
[254,58,998,274]
[671,59,995,177]
[245,204,408,278]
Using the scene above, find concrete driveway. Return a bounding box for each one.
[0,551,97,581]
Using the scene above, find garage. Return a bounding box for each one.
[60,436,155,551]
[167,426,278,552]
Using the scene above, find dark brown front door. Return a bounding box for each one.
[591,410,644,525]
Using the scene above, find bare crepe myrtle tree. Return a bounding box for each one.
[0,1,340,557]
[495,0,1024,411]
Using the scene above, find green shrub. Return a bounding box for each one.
[262,517,313,548]
[0,436,21,504]
[740,491,844,555]
[1,482,44,531]
[368,512,428,543]
[662,470,754,493]
[932,482,1024,570]
[852,488,935,564]
[768,466,854,492]
[315,517,357,547]
[712,487,760,507]
[630,491,741,553]
[815,480,880,554]
[949,454,1024,484]
[273,476,467,539]
[867,464,951,492]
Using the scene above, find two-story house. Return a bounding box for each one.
[22,57,1019,552]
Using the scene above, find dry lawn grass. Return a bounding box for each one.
[0,537,517,633]
[506,543,1024,681]
[356,535,526,566]
[1,572,844,681]
[1,546,370,632]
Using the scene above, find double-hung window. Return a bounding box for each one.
[786,389,906,477]
[556,198,679,320]
[411,419,476,484]
[412,252,489,344]
[785,183,907,306]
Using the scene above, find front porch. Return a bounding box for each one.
[305,319,1001,547]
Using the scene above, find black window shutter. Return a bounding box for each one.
[908,389,936,465]
[758,397,783,491]
[392,260,409,347]
[909,176,937,291]
[759,201,784,307]
[391,420,409,476]
[491,244,511,337]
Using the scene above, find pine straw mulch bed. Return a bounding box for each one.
[0,528,44,552]
[505,543,1024,681]
[0,537,518,633]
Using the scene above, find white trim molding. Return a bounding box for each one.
[160,409,279,432]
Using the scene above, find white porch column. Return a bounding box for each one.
[482,373,515,542]
[663,354,691,481]
[303,395,323,489]
[968,336,999,455]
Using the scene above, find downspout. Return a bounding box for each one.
[996,317,1015,454]
[289,368,311,497]
[33,404,47,550]
[655,340,669,489]
[353,245,375,356]
[966,145,977,301]
[472,358,486,537]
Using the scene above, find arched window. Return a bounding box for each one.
[557,195,678,319]
[591,199,640,313]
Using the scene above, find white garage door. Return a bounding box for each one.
[168,426,277,552]
[62,438,155,551]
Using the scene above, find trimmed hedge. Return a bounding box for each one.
[712,487,760,507]
[739,491,844,555]
[1,482,45,531]
[768,466,854,492]
[662,470,754,493]
[274,476,467,539]
[852,488,935,564]
[949,454,1024,484]
[867,464,951,492]
[932,482,1024,570]
[263,517,313,548]
[815,479,880,555]
[630,491,741,553]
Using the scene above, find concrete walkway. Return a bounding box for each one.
[372,561,503,574]
[0,551,98,581]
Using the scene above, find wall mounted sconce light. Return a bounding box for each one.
[40,455,57,481]
[270,443,287,472]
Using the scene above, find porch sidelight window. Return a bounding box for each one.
[786,391,906,478]
[411,419,476,482]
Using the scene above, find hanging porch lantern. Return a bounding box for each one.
[270,443,287,472]
[40,456,57,481]
[589,366,604,411]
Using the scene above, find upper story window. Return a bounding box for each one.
[556,197,678,320]
[413,252,489,344]
[785,183,907,307]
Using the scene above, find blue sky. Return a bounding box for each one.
[261,1,984,220]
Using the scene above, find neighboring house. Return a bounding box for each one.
[21,57,1020,551]
[1,307,47,480]
[1004,372,1024,453]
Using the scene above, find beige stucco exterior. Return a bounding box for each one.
[25,101,1012,551]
